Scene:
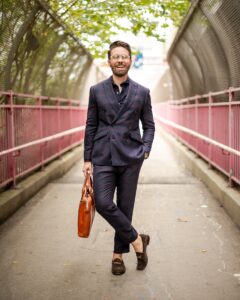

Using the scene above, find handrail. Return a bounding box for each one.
[155,115,240,157]
[0,90,82,104]
[168,87,240,105]
[154,92,240,186]
[0,91,87,188]
[0,126,85,156]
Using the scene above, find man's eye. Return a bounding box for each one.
[111,55,130,60]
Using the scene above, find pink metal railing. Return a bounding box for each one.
[154,87,240,186]
[0,91,87,189]
[1,88,239,189]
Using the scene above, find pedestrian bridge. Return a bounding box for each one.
[1,0,240,298]
[0,88,240,300]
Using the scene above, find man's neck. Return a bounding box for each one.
[112,74,128,87]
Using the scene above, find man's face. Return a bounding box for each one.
[108,46,132,77]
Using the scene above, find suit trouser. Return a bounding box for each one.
[93,161,143,253]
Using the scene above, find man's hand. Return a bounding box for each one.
[82,161,92,177]
[144,152,149,159]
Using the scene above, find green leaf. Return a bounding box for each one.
[48,0,190,57]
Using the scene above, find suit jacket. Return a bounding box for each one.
[84,76,155,166]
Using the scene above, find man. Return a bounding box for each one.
[83,41,155,275]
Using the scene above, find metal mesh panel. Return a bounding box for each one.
[171,54,191,99]
[0,91,87,188]
[154,94,240,185]
[201,0,240,88]
[168,0,240,99]
[171,68,184,100]
[0,0,91,100]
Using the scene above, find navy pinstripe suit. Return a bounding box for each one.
[84,76,155,253]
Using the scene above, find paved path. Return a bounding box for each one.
[0,130,240,300]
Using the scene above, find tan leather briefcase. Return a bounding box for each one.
[78,173,95,238]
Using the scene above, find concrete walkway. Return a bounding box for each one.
[0,130,240,300]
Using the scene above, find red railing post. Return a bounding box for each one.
[195,96,199,154]
[228,88,234,186]
[7,91,17,187]
[57,99,61,155]
[180,101,183,138]
[208,93,213,169]
[69,100,73,147]
[187,98,190,145]
[38,96,44,170]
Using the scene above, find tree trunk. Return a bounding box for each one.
[72,57,92,101]
[60,52,80,98]
[23,50,39,93]
[41,33,67,96]
[3,5,39,90]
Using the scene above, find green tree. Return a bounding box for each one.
[47,0,191,57]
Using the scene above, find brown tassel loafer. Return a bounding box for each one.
[112,258,126,275]
[136,234,150,270]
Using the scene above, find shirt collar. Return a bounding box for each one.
[111,76,129,87]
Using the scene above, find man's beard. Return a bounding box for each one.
[110,64,130,77]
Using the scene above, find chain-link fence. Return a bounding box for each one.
[168,0,240,100]
[0,0,92,100]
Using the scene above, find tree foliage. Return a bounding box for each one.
[0,0,91,98]
[48,0,191,57]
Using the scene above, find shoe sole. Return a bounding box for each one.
[112,271,126,275]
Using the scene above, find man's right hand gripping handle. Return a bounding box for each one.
[82,161,92,177]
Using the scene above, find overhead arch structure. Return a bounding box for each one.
[168,0,240,99]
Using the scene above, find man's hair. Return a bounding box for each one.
[108,41,132,59]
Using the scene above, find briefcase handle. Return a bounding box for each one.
[82,173,93,196]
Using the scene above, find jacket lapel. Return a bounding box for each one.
[112,78,138,123]
[103,77,120,116]
[103,77,138,124]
